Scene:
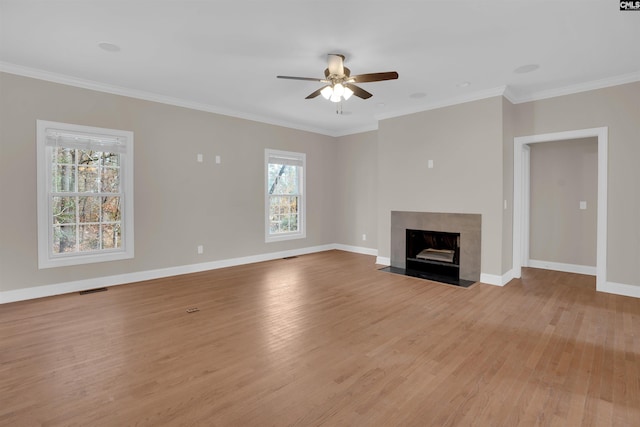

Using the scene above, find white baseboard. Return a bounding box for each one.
[480,269,514,287]
[501,269,515,285]
[375,256,390,266]
[528,259,596,276]
[598,281,640,298]
[5,247,637,303]
[1,243,377,304]
[333,244,378,257]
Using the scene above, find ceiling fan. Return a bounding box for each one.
[277,54,399,103]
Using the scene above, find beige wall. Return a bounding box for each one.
[0,73,338,292]
[334,131,378,249]
[514,81,640,286]
[529,138,598,266]
[377,97,505,276]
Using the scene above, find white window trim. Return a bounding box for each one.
[36,120,134,268]
[265,149,306,243]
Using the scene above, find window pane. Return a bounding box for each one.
[102,196,121,221]
[102,152,120,167]
[77,166,99,192]
[288,213,298,231]
[102,224,121,249]
[78,150,102,167]
[79,224,100,251]
[274,196,284,215]
[52,196,76,224]
[101,167,120,192]
[268,164,299,195]
[282,215,292,232]
[269,197,279,232]
[53,146,75,164]
[78,196,101,223]
[52,165,76,192]
[267,164,282,190]
[53,225,76,253]
[270,218,281,234]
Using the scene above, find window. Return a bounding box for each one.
[37,120,134,268]
[265,149,306,242]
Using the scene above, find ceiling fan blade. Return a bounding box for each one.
[327,54,345,76]
[277,75,324,82]
[346,84,373,99]
[352,71,399,83]
[305,86,329,99]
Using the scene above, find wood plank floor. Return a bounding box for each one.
[1,250,639,426]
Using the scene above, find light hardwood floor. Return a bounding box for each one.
[1,250,639,426]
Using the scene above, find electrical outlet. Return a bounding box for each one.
[197,153,203,163]
[197,245,204,254]
[362,234,367,241]
[215,155,221,164]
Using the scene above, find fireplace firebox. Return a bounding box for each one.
[406,229,460,281]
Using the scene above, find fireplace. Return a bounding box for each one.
[380,211,481,287]
[406,229,460,280]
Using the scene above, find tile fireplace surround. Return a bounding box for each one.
[391,211,482,282]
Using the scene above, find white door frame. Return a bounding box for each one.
[521,144,530,268]
[512,127,607,290]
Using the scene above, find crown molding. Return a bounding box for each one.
[509,71,640,104]
[333,122,379,137]
[3,61,639,137]
[0,61,337,137]
[374,86,508,121]
[501,86,519,104]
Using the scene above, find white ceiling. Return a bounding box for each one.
[1,1,639,136]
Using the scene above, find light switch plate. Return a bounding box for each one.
[580,201,587,210]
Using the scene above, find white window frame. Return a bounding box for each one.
[265,149,306,243]
[36,120,134,268]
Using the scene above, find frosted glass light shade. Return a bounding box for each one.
[320,86,333,100]
[343,86,354,100]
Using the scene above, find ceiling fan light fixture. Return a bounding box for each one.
[277,54,398,103]
[343,86,354,100]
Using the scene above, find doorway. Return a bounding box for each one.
[512,127,608,290]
